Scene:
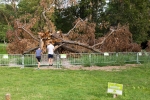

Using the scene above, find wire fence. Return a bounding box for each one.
[0,52,150,68]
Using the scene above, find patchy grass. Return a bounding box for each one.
[0,64,150,100]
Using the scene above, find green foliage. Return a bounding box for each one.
[0,4,15,24]
[78,0,106,22]
[53,7,77,32]
[17,0,40,15]
[16,0,49,32]
[102,0,150,43]
[0,4,15,42]
[53,0,106,33]
[0,43,7,54]
[0,25,11,42]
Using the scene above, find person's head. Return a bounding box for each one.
[49,40,53,44]
[57,31,60,34]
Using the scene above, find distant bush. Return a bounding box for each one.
[0,43,7,54]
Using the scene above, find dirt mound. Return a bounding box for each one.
[37,64,140,71]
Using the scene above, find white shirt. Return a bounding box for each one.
[47,44,54,54]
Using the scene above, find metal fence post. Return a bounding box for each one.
[89,53,91,67]
[56,54,60,68]
[116,52,118,57]
[21,54,24,68]
[136,52,140,64]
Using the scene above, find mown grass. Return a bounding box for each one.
[0,64,150,100]
[0,43,7,54]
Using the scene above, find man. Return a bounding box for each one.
[47,40,55,66]
[35,47,42,69]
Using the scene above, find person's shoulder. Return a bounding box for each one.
[50,44,54,46]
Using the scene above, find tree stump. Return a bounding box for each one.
[5,93,11,100]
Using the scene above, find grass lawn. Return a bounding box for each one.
[0,43,7,54]
[0,64,150,100]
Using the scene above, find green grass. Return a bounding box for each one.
[0,43,7,54]
[0,64,150,100]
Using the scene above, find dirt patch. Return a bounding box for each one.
[37,64,140,71]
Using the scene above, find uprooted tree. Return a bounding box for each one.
[6,0,141,54]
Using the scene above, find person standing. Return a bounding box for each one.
[47,40,55,66]
[35,47,42,69]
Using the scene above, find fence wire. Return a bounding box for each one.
[0,52,150,68]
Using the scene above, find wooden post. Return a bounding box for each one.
[5,93,11,100]
[113,94,117,98]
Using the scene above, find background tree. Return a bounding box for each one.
[53,0,106,33]
[53,6,77,33]
[101,0,150,44]
[0,0,19,42]
[0,3,16,43]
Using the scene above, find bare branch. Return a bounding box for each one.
[61,45,81,53]
[65,17,83,36]
[51,33,101,53]
[14,30,21,41]
[92,29,115,48]
[16,20,39,42]
[62,40,101,53]
[42,0,56,32]
[23,47,38,54]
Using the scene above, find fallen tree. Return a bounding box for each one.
[6,0,141,54]
[36,22,141,54]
